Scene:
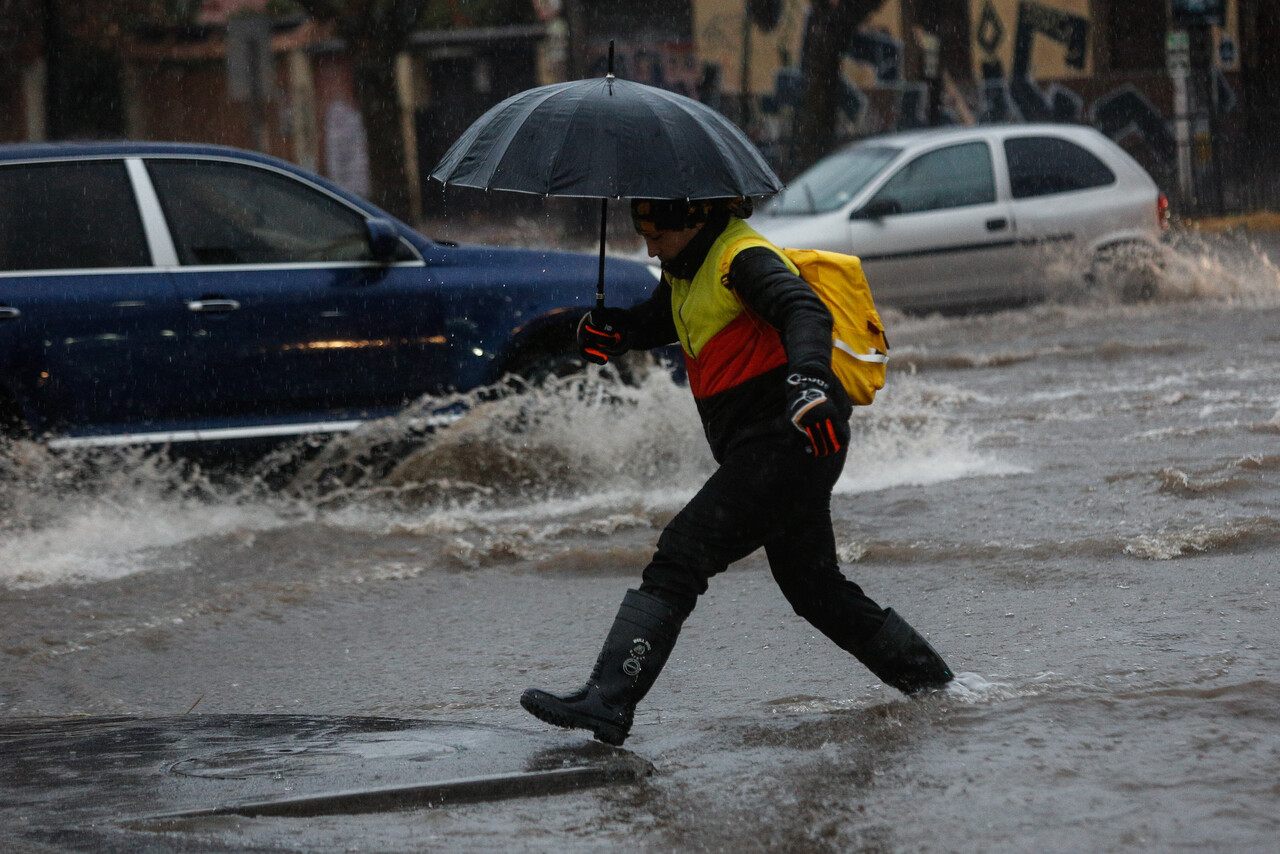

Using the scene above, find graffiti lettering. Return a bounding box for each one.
[1091,86,1177,163]
[1014,1,1089,72]
[752,0,1231,177]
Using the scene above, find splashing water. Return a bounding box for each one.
[1,359,1018,589]
[838,374,1030,494]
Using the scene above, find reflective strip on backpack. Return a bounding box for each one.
[834,338,889,364]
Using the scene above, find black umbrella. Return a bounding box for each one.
[431,47,782,306]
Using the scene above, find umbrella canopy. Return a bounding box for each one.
[430,76,782,201]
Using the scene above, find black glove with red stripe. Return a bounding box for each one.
[786,372,850,457]
[576,307,632,366]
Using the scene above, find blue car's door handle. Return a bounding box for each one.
[0,306,19,320]
[985,217,1009,232]
[187,299,242,313]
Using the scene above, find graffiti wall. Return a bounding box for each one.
[693,0,898,98]
[692,0,905,165]
[973,0,1092,82]
[686,0,1239,190]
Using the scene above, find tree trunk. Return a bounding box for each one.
[41,0,62,138]
[794,0,887,174]
[914,0,971,87]
[794,2,838,172]
[294,0,426,222]
[352,48,412,219]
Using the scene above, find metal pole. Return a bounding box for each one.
[739,6,753,128]
[1188,23,1218,214]
[1172,68,1194,209]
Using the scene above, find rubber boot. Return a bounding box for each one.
[859,608,953,694]
[521,589,684,746]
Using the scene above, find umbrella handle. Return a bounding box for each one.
[597,197,607,308]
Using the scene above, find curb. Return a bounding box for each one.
[1174,210,1280,233]
[143,756,654,820]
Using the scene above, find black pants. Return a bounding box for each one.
[639,430,889,657]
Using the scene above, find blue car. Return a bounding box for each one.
[0,142,660,450]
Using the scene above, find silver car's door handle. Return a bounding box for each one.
[187,299,242,313]
[985,217,1009,232]
[0,306,19,320]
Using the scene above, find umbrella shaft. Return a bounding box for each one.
[597,198,608,308]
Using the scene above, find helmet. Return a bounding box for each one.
[630,199,715,235]
[629,197,755,235]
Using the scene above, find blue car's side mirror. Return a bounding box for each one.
[366,217,401,263]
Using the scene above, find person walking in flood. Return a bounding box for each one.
[521,197,953,745]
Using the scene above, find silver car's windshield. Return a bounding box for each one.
[768,144,901,215]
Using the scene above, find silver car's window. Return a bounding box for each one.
[147,159,374,265]
[868,142,996,215]
[1004,136,1116,198]
[0,160,150,271]
[770,145,900,215]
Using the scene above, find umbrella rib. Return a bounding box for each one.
[436,84,571,190]
[539,82,609,197]
[635,89,694,199]
[645,86,740,200]
[479,86,569,188]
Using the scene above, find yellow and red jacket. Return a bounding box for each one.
[626,216,846,460]
[668,217,798,400]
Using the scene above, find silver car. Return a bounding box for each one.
[754,124,1168,312]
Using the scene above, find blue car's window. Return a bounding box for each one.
[868,142,996,215]
[0,160,149,271]
[147,159,378,265]
[1005,136,1116,198]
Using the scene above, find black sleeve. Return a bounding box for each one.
[727,247,833,379]
[624,278,679,350]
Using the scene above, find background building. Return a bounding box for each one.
[3,0,1278,220]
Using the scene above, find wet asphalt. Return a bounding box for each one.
[3,217,1277,853]
[0,714,648,851]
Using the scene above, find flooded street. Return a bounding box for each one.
[2,230,1279,852]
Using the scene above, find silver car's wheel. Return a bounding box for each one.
[1089,244,1164,302]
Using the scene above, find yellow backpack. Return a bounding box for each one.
[726,241,889,406]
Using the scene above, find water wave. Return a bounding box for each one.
[1157,455,1280,497]
[1,354,1028,588]
[1157,229,1280,303]
[1034,230,1280,306]
[837,375,1029,494]
[0,443,293,588]
[0,370,703,589]
[1122,516,1280,560]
